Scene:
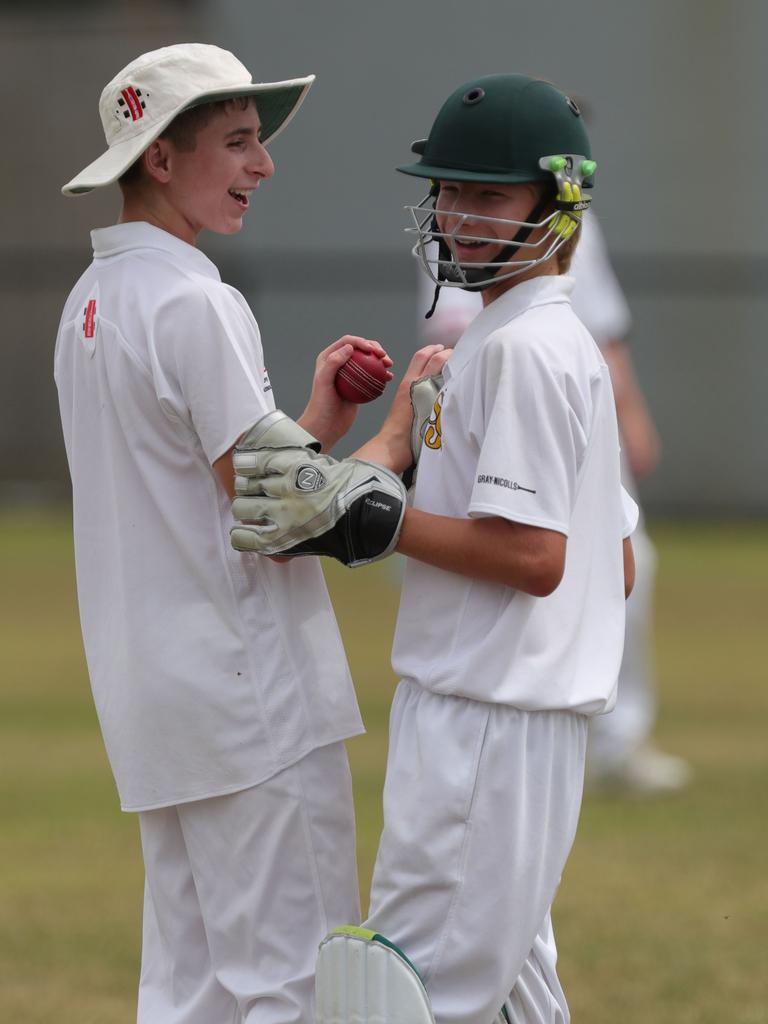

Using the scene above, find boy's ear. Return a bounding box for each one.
[143,139,173,184]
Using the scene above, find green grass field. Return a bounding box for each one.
[1,514,766,1023]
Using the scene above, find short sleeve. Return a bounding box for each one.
[468,334,589,535]
[151,283,271,464]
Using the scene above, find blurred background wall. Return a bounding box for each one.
[2,0,766,515]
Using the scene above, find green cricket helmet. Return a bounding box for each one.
[398,74,597,298]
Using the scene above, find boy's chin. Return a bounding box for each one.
[212,218,245,236]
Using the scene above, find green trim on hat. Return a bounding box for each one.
[185,83,307,145]
[255,84,306,144]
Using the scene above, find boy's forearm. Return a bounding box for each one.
[295,412,341,453]
[623,536,635,598]
[353,428,412,475]
[213,449,237,499]
[395,509,567,597]
[353,343,451,471]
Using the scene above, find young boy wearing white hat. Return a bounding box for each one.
[229,74,638,1024]
[54,42,423,1024]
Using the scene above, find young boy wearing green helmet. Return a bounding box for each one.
[230,74,637,1024]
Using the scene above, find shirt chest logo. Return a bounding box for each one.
[424,394,443,450]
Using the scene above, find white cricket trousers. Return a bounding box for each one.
[365,681,588,1024]
[136,741,360,1024]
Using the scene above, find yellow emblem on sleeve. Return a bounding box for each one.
[424,394,443,450]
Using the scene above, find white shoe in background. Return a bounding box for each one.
[586,744,693,796]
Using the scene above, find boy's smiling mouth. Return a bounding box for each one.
[453,236,498,260]
[228,189,251,209]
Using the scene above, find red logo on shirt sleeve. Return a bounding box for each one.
[83,299,97,339]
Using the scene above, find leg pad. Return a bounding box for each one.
[316,926,435,1024]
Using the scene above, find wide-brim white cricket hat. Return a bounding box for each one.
[62,43,314,196]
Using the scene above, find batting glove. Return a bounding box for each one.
[230,411,406,567]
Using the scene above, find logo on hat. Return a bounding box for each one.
[117,86,148,122]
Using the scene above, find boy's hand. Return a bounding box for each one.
[299,336,393,451]
[354,344,450,474]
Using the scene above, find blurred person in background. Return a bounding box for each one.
[417,212,692,795]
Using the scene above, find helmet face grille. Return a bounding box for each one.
[403,145,592,293]
[404,190,571,292]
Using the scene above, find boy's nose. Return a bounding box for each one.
[250,144,275,180]
[444,210,480,234]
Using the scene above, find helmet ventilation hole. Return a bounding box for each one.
[462,87,485,106]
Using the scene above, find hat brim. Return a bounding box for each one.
[62,76,314,196]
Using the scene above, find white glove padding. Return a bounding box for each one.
[234,408,321,473]
[230,417,406,567]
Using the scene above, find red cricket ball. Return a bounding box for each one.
[334,348,389,404]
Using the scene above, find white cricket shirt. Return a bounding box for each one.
[393,275,638,714]
[55,222,363,811]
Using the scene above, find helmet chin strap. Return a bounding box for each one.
[424,189,554,319]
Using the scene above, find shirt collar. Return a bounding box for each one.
[91,222,221,280]
[442,275,575,382]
